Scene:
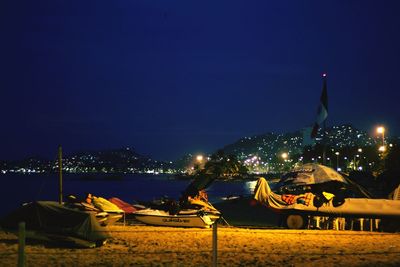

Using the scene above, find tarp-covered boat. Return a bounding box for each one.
[65,194,124,226]
[0,201,110,248]
[254,177,400,218]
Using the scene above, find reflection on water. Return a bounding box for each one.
[245,180,258,194]
[244,179,279,195]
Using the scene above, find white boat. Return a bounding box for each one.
[133,208,219,228]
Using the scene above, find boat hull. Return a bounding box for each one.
[134,209,217,228]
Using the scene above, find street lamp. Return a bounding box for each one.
[376,126,385,147]
[281,152,289,171]
[196,155,204,163]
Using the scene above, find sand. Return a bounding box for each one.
[1,225,400,266]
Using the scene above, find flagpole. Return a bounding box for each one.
[322,74,327,165]
[323,120,327,165]
[310,73,328,165]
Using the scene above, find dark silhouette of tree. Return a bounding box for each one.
[196,150,248,178]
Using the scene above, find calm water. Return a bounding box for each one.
[0,173,258,217]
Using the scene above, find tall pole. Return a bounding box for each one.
[316,73,328,166]
[322,120,327,165]
[58,146,63,204]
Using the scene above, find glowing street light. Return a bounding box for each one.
[196,155,204,163]
[376,126,385,147]
[281,152,289,171]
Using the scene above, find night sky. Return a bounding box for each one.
[1,1,399,161]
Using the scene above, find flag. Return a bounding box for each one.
[311,74,328,138]
[302,127,315,146]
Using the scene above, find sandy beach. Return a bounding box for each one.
[1,225,400,266]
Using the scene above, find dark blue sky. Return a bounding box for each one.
[1,1,399,161]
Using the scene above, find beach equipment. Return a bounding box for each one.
[254,177,400,230]
[133,196,221,228]
[276,164,373,198]
[0,201,110,248]
[108,197,138,214]
[278,163,347,186]
[65,195,124,226]
[133,208,219,228]
[89,196,124,225]
[213,196,282,227]
[275,163,351,197]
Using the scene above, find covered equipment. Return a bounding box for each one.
[254,177,400,218]
[0,201,110,248]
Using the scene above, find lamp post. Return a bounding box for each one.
[192,154,204,173]
[357,148,363,170]
[281,152,288,171]
[335,152,340,171]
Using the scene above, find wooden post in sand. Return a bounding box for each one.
[18,221,26,267]
[212,222,217,267]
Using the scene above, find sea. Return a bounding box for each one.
[0,173,260,217]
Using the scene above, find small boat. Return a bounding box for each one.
[0,201,110,248]
[65,195,124,226]
[133,208,219,228]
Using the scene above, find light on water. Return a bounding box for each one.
[245,180,257,194]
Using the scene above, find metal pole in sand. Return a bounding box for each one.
[58,145,63,204]
[18,221,26,267]
[212,222,218,267]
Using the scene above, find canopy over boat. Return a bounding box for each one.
[278,163,347,186]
